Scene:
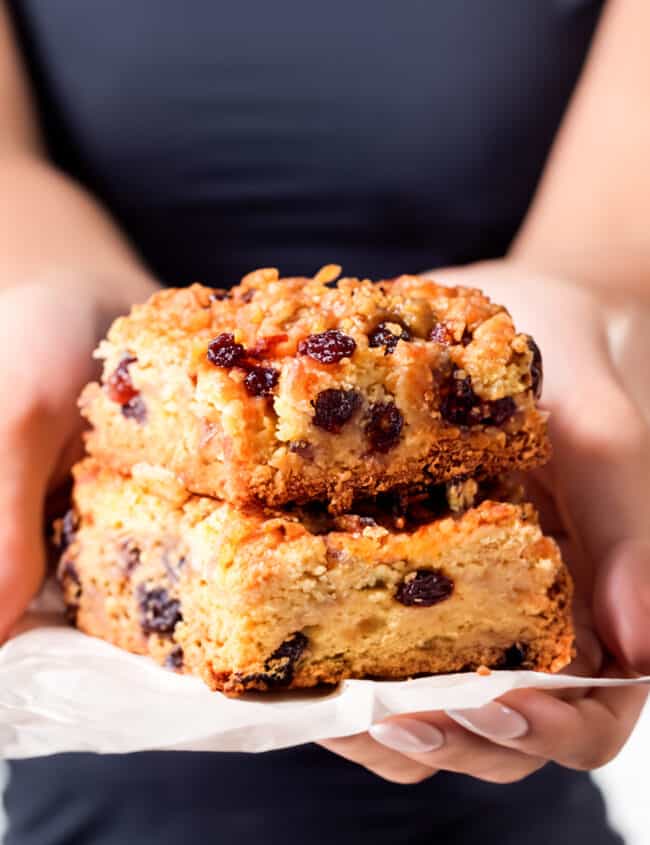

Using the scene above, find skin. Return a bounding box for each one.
[1,0,649,784]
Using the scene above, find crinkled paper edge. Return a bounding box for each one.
[1,626,648,759]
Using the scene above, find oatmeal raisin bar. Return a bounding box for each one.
[81,267,549,512]
[57,460,573,696]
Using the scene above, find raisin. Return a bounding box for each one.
[486,396,516,426]
[288,440,314,460]
[56,509,78,552]
[209,289,231,301]
[440,371,516,428]
[59,560,81,588]
[298,330,356,364]
[528,337,543,399]
[395,569,454,607]
[207,333,246,368]
[121,395,147,423]
[137,585,182,635]
[164,646,184,670]
[500,643,528,669]
[244,365,279,397]
[106,356,138,405]
[235,632,308,689]
[368,322,411,355]
[263,632,308,685]
[119,540,141,574]
[460,327,473,346]
[364,401,404,452]
[440,375,479,425]
[429,323,454,345]
[446,477,479,513]
[312,388,361,433]
[59,560,82,625]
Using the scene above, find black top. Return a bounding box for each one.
[6,3,620,845]
[11,0,601,283]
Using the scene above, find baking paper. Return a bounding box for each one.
[1,601,648,759]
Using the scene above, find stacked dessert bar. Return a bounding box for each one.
[57,266,574,695]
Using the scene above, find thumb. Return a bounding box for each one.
[593,540,650,675]
[0,425,49,641]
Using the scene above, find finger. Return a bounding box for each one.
[0,422,51,640]
[594,539,650,673]
[319,733,436,784]
[369,715,546,784]
[538,341,650,670]
[447,675,648,771]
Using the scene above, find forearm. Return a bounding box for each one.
[0,151,159,320]
[510,0,650,305]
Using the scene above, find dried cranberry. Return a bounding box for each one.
[528,337,543,399]
[298,330,356,364]
[429,323,454,345]
[364,401,404,452]
[122,395,147,423]
[244,365,279,397]
[288,440,314,460]
[368,322,411,355]
[119,540,141,574]
[395,569,454,606]
[106,356,138,405]
[207,333,246,368]
[164,646,184,670]
[312,388,361,432]
[500,643,528,669]
[137,585,182,635]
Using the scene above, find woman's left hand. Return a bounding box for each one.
[319,259,650,784]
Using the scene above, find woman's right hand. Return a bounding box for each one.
[0,281,110,639]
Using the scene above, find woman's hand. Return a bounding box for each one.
[0,282,115,640]
[320,259,650,784]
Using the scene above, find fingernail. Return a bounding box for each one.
[446,702,528,740]
[369,718,445,753]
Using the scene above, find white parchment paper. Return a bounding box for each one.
[1,613,648,759]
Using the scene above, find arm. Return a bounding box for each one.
[0,3,159,638]
[324,0,650,783]
[0,4,157,310]
[511,0,650,302]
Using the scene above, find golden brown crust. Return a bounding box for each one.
[57,460,574,696]
[81,268,549,511]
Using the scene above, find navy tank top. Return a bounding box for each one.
[6,3,621,845]
[11,0,601,284]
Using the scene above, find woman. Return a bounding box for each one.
[1,1,649,843]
